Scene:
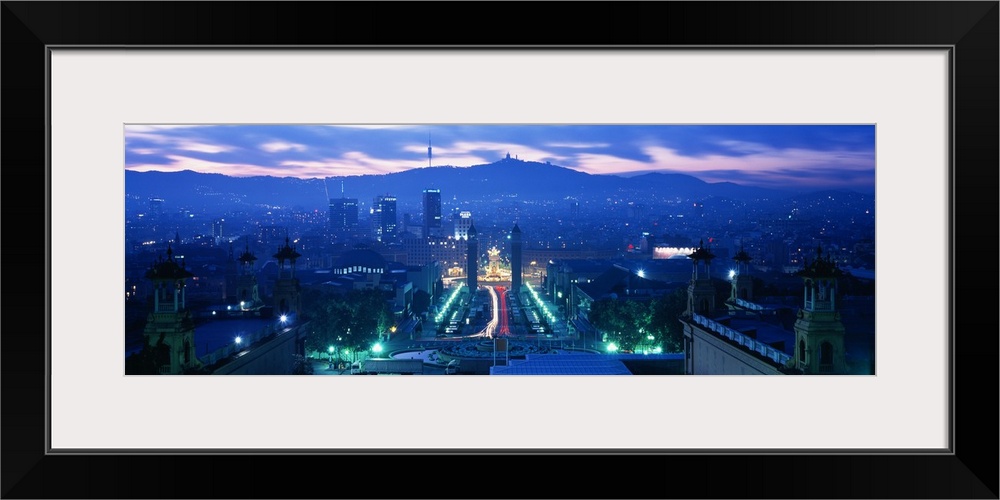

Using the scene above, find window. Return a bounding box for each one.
[820,341,833,366]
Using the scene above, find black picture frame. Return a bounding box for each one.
[3,2,997,498]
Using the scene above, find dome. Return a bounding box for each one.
[333,249,387,274]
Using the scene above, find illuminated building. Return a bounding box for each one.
[423,189,442,238]
[329,197,359,237]
[371,194,397,242]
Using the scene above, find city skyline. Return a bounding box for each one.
[125,123,876,377]
[125,124,876,192]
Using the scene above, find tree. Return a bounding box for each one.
[302,287,394,354]
[648,288,687,353]
[412,289,431,317]
[588,297,652,352]
[300,287,351,355]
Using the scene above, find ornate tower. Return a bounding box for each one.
[142,245,201,374]
[466,223,478,293]
[685,240,717,317]
[730,245,754,305]
[235,238,261,309]
[272,236,302,317]
[793,245,847,374]
[510,223,522,293]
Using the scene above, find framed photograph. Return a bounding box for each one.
[4,2,996,498]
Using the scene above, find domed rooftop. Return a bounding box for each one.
[687,239,716,261]
[145,245,194,281]
[798,245,843,279]
[333,248,387,273]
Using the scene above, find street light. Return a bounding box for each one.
[372,343,383,355]
[327,345,335,370]
[234,336,243,352]
[607,342,618,353]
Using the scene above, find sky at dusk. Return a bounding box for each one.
[124,124,876,192]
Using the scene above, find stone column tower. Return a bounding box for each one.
[510,223,522,293]
[466,223,478,294]
[793,245,847,374]
[685,240,717,317]
[272,236,302,317]
[142,245,201,374]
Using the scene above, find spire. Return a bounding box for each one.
[733,244,752,263]
[145,243,193,281]
[798,244,842,279]
[688,238,716,261]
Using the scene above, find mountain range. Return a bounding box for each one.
[125,158,810,212]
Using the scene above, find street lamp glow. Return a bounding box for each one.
[328,346,334,354]
[372,343,383,354]
[637,269,645,278]
[235,336,242,345]
[728,269,736,279]
[279,314,288,323]
[607,342,618,353]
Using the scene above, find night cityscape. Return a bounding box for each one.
[124,124,876,376]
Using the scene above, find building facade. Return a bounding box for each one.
[422,189,442,239]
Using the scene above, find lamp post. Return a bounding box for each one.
[327,346,335,370]
[234,336,242,353]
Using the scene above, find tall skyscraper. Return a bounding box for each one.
[148,197,164,219]
[329,197,359,237]
[212,218,224,245]
[454,210,473,240]
[371,194,397,242]
[423,189,442,239]
[466,223,478,293]
[510,223,522,292]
